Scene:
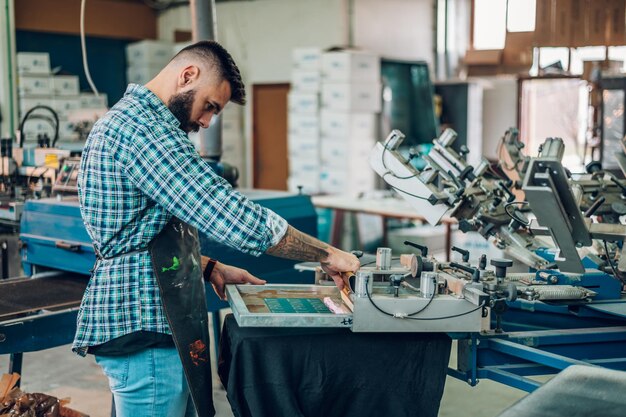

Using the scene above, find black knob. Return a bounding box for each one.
[610,176,626,197]
[459,166,475,181]
[351,250,364,258]
[451,246,470,262]
[479,254,487,270]
[404,240,428,256]
[585,161,602,174]
[491,258,513,278]
[450,262,480,282]
[612,202,626,215]
[458,219,474,233]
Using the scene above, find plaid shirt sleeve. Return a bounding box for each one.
[114,123,287,256]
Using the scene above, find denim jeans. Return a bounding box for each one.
[95,346,197,417]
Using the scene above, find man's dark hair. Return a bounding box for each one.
[173,40,246,105]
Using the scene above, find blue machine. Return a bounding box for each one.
[20,190,318,285]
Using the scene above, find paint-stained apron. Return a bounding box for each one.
[149,218,215,417]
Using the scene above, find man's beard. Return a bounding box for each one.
[167,90,200,133]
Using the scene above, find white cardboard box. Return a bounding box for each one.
[321,51,380,82]
[222,138,244,155]
[126,40,173,66]
[80,93,108,109]
[221,104,243,122]
[320,165,375,196]
[292,47,323,70]
[320,110,378,138]
[52,96,80,114]
[291,70,321,92]
[288,113,320,137]
[18,96,53,118]
[288,91,319,113]
[320,136,374,165]
[51,75,80,96]
[17,52,50,75]
[288,135,319,157]
[321,83,382,112]
[17,75,51,96]
[172,42,192,56]
[288,155,320,176]
[222,118,243,137]
[58,120,78,141]
[126,65,162,85]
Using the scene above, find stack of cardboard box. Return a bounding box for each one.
[126,40,173,85]
[17,52,102,143]
[318,50,380,196]
[287,48,323,194]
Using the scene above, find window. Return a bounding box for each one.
[473,0,536,50]
[507,0,536,32]
[473,0,506,49]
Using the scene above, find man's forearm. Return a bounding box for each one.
[266,225,330,262]
[201,255,210,271]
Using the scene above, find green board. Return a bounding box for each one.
[264,298,331,314]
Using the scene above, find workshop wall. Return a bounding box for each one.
[353,0,434,66]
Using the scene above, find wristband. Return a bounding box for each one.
[203,258,217,281]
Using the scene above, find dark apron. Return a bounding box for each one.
[149,218,215,417]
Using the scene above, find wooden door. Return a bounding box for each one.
[252,83,289,190]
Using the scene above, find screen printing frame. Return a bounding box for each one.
[226,284,353,328]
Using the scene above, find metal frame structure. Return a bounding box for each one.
[449,325,626,392]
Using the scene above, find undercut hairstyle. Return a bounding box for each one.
[172,40,246,105]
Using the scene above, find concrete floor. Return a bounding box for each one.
[0,323,540,417]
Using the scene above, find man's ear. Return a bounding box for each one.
[179,65,200,88]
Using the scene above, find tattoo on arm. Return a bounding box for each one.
[266,226,330,262]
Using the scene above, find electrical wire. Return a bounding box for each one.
[81,0,99,96]
[18,105,59,148]
[381,143,418,180]
[497,136,517,171]
[382,173,430,201]
[365,276,436,317]
[602,240,626,286]
[504,201,530,227]
[403,302,486,321]
[364,275,486,320]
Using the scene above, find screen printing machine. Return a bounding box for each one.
[3,121,626,413]
[223,128,626,414]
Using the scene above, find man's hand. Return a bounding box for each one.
[266,225,361,291]
[208,261,266,300]
[320,246,360,290]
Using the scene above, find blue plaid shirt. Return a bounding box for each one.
[73,84,287,355]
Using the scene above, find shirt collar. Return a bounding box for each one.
[125,84,181,128]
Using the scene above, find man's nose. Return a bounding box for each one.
[198,113,212,129]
